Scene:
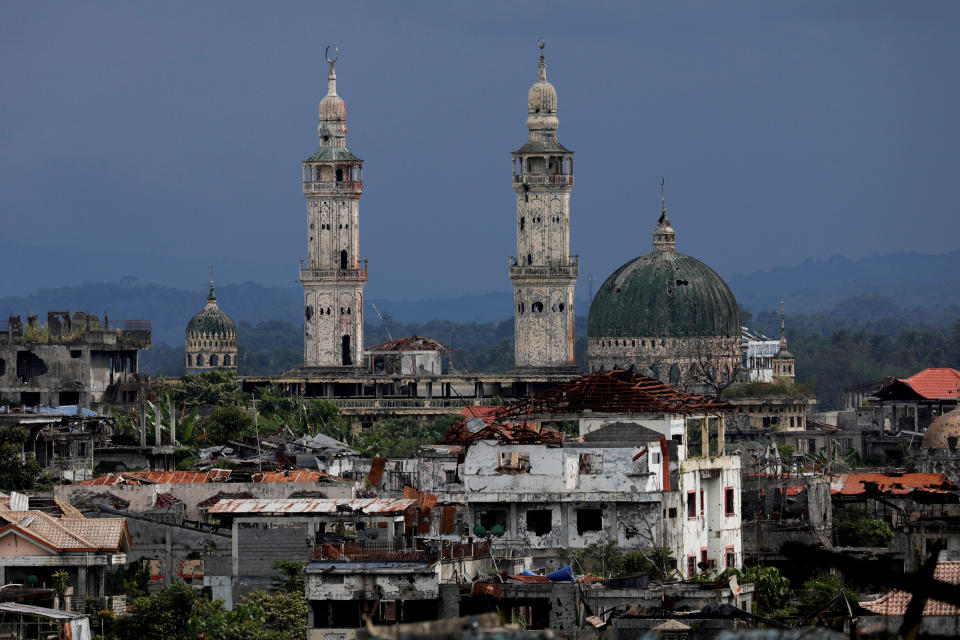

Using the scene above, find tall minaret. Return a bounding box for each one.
[510,40,578,371]
[300,46,366,369]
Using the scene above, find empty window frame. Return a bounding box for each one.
[687,554,697,579]
[687,491,697,519]
[578,452,601,475]
[497,451,531,473]
[725,546,736,569]
[725,486,736,516]
[526,509,552,536]
[576,508,602,535]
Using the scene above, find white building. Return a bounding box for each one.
[434,371,744,577]
[741,327,779,383]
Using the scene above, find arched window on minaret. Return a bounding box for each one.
[336,167,343,182]
[340,250,348,269]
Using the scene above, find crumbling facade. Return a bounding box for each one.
[0,311,150,410]
[510,43,578,373]
[301,51,366,370]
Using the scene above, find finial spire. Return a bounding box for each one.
[207,267,217,304]
[659,176,667,220]
[537,38,546,81]
[652,178,676,252]
[779,300,788,349]
[325,45,340,96]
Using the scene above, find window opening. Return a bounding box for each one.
[576,509,602,535]
[526,509,552,536]
[725,487,735,516]
[497,451,530,473]
[687,491,697,519]
[342,335,352,366]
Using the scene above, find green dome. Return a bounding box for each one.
[588,250,740,338]
[186,287,236,338]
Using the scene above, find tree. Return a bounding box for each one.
[801,573,859,609]
[51,570,70,610]
[203,406,255,445]
[171,370,243,408]
[270,561,305,595]
[732,566,795,617]
[0,427,41,491]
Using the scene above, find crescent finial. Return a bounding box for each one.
[325,44,340,64]
[537,38,545,51]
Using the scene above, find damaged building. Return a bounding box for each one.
[0,311,151,410]
[432,371,744,577]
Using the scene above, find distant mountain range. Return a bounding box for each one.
[1,250,958,346]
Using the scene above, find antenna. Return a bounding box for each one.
[370,302,394,342]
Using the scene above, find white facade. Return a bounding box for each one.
[437,412,742,577]
[301,56,366,368]
[510,47,578,370]
[742,328,779,383]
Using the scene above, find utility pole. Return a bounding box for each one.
[252,393,262,472]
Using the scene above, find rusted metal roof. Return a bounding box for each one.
[367,458,387,487]
[76,470,232,485]
[830,473,954,496]
[500,370,735,418]
[76,468,347,486]
[366,335,454,354]
[251,470,349,483]
[207,497,417,516]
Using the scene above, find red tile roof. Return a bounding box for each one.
[860,561,960,616]
[831,473,954,495]
[0,509,130,552]
[898,368,960,400]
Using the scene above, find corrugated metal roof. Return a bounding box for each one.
[366,335,454,354]
[0,602,87,620]
[207,497,416,516]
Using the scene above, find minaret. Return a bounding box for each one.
[772,301,795,380]
[300,46,366,369]
[510,40,578,372]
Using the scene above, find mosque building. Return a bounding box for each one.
[185,271,238,373]
[586,194,743,395]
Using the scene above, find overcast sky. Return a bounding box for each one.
[2,1,958,299]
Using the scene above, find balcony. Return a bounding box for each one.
[303,180,363,194]
[513,174,573,187]
[299,267,368,283]
[509,256,579,279]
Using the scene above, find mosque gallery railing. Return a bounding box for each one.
[299,268,368,282]
[302,180,362,193]
[513,174,573,186]
[509,262,579,279]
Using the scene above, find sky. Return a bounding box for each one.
[2,1,959,300]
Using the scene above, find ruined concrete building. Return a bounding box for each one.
[510,42,579,373]
[433,371,744,577]
[0,311,150,410]
[300,48,367,370]
[185,271,237,373]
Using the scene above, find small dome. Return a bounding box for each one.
[775,348,795,361]
[186,285,236,338]
[319,93,346,123]
[922,407,960,448]
[526,54,559,134]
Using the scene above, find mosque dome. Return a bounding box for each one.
[588,211,740,340]
[185,272,238,372]
[186,285,236,338]
[922,406,960,448]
